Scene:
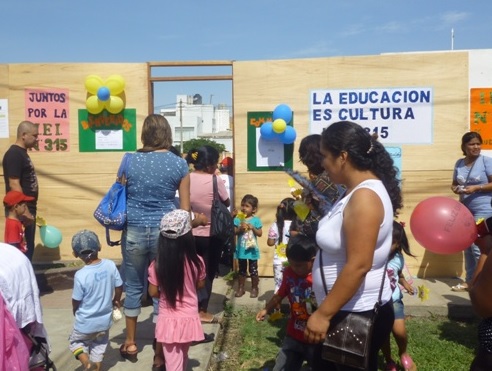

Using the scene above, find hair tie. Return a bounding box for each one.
[399,221,406,228]
[191,151,198,160]
[366,141,374,155]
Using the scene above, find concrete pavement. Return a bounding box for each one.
[38,266,228,371]
[37,266,476,371]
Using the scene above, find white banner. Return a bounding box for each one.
[0,99,9,139]
[310,88,433,144]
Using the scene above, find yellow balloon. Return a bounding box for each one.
[272,118,287,134]
[293,200,310,221]
[105,75,125,95]
[84,75,104,95]
[86,95,105,114]
[106,96,124,114]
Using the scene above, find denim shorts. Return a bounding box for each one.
[393,298,405,320]
[68,329,109,363]
[121,225,160,317]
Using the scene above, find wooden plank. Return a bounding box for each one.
[148,61,233,67]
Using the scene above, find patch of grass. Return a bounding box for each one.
[211,310,479,371]
[383,315,477,371]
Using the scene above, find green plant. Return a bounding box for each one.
[210,310,479,371]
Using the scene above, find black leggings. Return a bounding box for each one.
[238,259,258,277]
[195,236,221,311]
[312,300,395,371]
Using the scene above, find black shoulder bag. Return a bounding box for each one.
[320,251,388,370]
[210,175,234,244]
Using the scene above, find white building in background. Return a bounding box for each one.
[160,94,233,154]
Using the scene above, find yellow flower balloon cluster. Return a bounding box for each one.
[85,75,126,114]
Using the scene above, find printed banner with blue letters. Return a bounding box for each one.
[310,88,433,144]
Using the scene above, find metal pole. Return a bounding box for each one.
[451,28,454,50]
[179,99,183,152]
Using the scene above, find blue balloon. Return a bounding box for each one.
[40,225,63,248]
[280,126,297,145]
[97,86,111,101]
[273,104,293,124]
[260,122,276,140]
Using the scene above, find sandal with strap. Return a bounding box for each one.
[451,283,468,292]
[119,342,138,362]
[385,360,397,371]
[191,332,215,346]
[401,354,416,371]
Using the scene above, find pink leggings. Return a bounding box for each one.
[163,342,191,371]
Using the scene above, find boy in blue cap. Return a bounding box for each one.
[68,230,123,370]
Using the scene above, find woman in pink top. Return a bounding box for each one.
[148,210,206,371]
[186,146,230,323]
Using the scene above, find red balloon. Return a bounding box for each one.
[410,196,477,255]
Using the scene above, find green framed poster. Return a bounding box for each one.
[247,111,294,171]
[78,109,137,152]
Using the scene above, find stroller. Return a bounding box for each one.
[22,325,57,371]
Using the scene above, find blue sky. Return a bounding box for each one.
[1,1,491,112]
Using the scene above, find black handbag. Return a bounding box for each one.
[210,175,234,244]
[320,251,388,370]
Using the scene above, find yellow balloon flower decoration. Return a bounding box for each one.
[85,74,126,114]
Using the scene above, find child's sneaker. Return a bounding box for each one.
[385,360,397,371]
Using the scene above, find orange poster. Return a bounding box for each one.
[470,88,492,149]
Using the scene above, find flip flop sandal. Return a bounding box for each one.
[201,313,224,328]
[401,354,416,371]
[119,343,138,362]
[191,332,215,346]
[451,283,468,292]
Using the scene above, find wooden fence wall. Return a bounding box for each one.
[0,52,478,278]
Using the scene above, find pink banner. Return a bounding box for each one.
[25,88,70,152]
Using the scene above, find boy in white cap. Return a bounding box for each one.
[69,230,123,370]
[3,190,35,254]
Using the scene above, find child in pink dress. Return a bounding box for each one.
[148,209,206,371]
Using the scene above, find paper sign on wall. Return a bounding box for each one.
[310,88,433,144]
[25,89,70,152]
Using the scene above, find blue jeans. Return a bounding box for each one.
[121,225,159,317]
[466,215,490,283]
[465,243,481,283]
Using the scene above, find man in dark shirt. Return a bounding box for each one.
[3,121,39,261]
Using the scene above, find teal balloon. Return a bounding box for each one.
[273,104,293,124]
[280,126,297,144]
[40,225,62,248]
[260,121,276,140]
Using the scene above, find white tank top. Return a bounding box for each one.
[314,179,392,311]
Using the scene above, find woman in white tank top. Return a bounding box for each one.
[304,121,403,371]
